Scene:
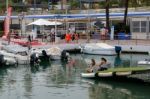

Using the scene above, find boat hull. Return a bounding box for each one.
[98,72,113,77]
[82,43,117,55]
[115,71,132,76]
[50,55,61,60]
[4,57,16,65]
[82,49,116,55]
[81,73,95,78]
[138,61,150,65]
[0,50,30,65]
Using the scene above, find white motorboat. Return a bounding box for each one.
[4,57,17,65]
[47,47,62,60]
[31,47,61,60]
[81,43,121,55]
[0,50,30,65]
[2,44,28,53]
[138,59,150,65]
[0,54,16,66]
[47,47,69,60]
[1,44,30,65]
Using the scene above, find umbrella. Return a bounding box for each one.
[28,19,62,26]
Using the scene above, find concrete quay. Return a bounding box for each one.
[32,39,150,54]
[1,38,150,54]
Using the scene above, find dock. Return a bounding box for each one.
[31,39,150,54]
[1,39,150,54]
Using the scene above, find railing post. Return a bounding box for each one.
[136,35,137,45]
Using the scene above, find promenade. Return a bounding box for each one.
[1,38,150,53]
[42,39,150,46]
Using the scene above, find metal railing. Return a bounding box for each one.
[5,33,150,46]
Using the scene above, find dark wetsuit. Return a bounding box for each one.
[98,63,111,71]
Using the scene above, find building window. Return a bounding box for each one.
[132,21,140,32]
[132,21,146,33]
[141,21,146,32]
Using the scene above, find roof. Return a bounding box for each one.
[0,11,150,20]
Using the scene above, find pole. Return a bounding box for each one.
[65,0,68,34]
[87,0,90,43]
[124,0,129,26]
[106,0,110,33]
[55,17,57,43]
[79,0,82,10]
[6,0,8,13]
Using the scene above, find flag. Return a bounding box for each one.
[2,6,12,39]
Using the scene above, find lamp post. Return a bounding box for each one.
[18,13,24,36]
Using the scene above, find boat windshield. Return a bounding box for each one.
[17,52,28,56]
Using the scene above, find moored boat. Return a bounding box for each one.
[47,47,69,60]
[81,43,121,55]
[0,54,16,66]
[138,59,150,65]
[81,67,150,79]
[0,50,30,65]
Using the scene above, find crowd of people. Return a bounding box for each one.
[65,31,79,43]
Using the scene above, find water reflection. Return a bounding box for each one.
[49,61,66,84]
[85,79,150,99]
[23,73,32,99]
[49,60,77,85]
[0,54,149,99]
[81,54,150,68]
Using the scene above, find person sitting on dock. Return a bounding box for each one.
[98,57,110,71]
[86,59,96,73]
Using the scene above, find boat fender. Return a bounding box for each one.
[61,50,68,61]
[42,50,49,58]
[115,46,122,55]
[0,54,5,65]
[30,53,40,65]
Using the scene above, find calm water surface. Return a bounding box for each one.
[0,54,150,99]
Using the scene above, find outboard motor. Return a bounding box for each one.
[30,53,40,66]
[42,50,49,58]
[115,46,122,56]
[61,50,68,61]
[0,54,5,66]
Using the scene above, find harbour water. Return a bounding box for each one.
[0,53,150,99]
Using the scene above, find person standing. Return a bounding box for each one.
[65,32,71,43]
[74,32,79,43]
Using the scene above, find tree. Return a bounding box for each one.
[69,0,79,10]
[105,0,110,33]
[124,0,129,26]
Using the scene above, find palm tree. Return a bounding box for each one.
[105,0,110,33]
[124,0,129,26]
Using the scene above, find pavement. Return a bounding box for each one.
[42,39,150,46]
[1,38,150,46]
